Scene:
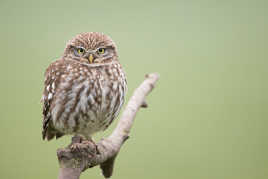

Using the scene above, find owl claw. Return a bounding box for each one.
[87,138,100,154]
[70,143,84,152]
[70,139,99,156]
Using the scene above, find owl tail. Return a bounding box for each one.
[43,129,55,141]
[43,128,64,141]
[42,119,64,141]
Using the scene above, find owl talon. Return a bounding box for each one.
[87,138,100,154]
[70,143,83,152]
[83,140,100,155]
[70,140,98,156]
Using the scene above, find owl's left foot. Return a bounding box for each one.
[70,136,99,156]
[87,138,100,154]
[70,141,96,157]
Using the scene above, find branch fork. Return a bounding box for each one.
[57,73,159,179]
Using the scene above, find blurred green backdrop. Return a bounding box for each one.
[0,0,267,178]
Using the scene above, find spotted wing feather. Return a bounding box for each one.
[42,61,64,140]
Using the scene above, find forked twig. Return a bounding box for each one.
[57,73,159,179]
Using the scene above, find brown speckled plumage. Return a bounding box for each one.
[42,32,127,141]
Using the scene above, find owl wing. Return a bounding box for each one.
[42,60,64,141]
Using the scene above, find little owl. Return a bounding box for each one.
[41,32,127,141]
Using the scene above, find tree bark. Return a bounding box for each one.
[57,73,159,178]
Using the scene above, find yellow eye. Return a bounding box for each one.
[97,48,105,54]
[77,48,85,54]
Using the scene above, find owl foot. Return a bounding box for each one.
[70,140,98,158]
[87,138,100,154]
[70,135,100,157]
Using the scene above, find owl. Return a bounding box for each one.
[42,32,127,141]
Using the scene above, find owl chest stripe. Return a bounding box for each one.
[64,84,85,130]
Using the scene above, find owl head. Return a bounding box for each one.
[63,32,118,64]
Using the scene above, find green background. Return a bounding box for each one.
[0,0,267,178]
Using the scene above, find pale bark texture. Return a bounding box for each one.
[57,73,160,179]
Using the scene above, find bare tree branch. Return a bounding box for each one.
[57,73,160,179]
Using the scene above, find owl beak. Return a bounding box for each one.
[88,54,94,63]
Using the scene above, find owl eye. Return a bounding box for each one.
[97,48,106,54]
[77,48,85,54]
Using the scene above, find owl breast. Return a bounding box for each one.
[45,59,126,138]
